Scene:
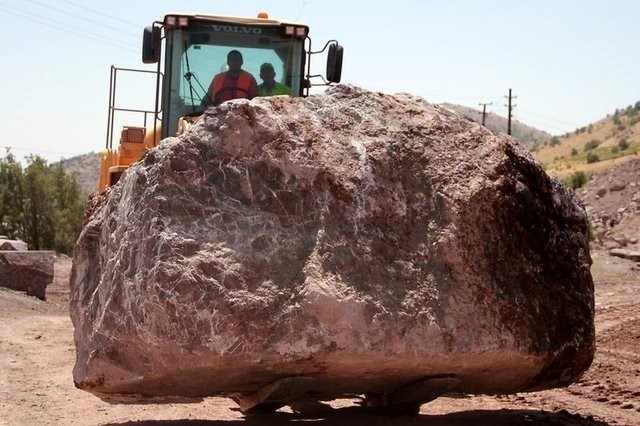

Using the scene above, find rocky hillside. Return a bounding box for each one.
[57,152,101,195]
[441,103,551,148]
[531,102,640,179]
[576,158,640,251]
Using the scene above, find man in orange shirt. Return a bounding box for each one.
[203,50,258,106]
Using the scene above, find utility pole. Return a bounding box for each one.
[505,88,517,135]
[478,102,493,126]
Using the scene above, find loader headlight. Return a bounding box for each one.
[284,25,308,38]
[164,15,189,28]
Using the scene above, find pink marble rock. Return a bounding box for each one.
[0,249,55,300]
[70,85,594,409]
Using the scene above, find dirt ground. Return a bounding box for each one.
[0,250,638,426]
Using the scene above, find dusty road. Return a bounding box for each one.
[1,252,638,425]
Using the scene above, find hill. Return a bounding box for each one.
[57,152,101,195]
[441,103,551,147]
[531,102,640,180]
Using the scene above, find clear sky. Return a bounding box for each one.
[0,0,638,163]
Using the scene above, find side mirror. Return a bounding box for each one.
[326,42,344,83]
[142,26,161,64]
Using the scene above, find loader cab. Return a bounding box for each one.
[100,12,343,192]
[144,13,343,139]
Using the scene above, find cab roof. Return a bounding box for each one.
[162,12,309,29]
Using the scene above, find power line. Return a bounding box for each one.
[429,94,503,102]
[296,0,307,20]
[58,0,140,29]
[517,108,582,129]
[0,3,138,53]
[25,0,138,39]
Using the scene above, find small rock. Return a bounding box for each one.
[609,248,640,262]
[604,241,620,250]
[609,182,626,192]
[613,236,628,247]
[0,239,28,251]
[596,187,607,197]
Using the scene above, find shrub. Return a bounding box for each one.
[571,148,578,156]
[584,139,601,151]
[611,146,619,154]
[618,139,629,150]
[586,152,600,163]
[549,136,561,146]
[565,171,588,189]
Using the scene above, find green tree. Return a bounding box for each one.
[0,151,26,239]
[0,152,84,253]
[51,164,85,253]
[22,156,56,250]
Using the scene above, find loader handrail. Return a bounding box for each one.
[105,66,163,150]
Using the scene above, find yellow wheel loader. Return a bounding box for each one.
[99,12,343,192]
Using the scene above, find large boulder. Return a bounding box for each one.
[0,250,55,300]
[70,85,594,410]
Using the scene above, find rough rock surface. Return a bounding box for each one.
[0,250,55,300]
[578,158,640,250]
[70,85,594,405]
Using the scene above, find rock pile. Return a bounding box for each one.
[70,85,594,411]
[578,158,640,250]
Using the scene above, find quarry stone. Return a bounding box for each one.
[0,250,55,300]
[70,85,594,405]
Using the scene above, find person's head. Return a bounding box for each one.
[259,62,276,84]
[226,50,243,74]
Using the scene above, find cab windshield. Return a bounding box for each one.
[162,21,306,136]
